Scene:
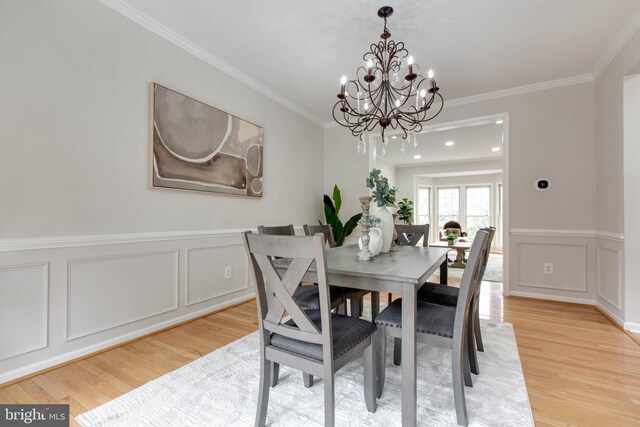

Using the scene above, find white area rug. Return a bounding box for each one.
[445,253,503,283]
[77,321,532,427]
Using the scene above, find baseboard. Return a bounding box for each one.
[624,321,640,333]
[508,291,595,305]
[0,293,255,386]
[594,302,624,328]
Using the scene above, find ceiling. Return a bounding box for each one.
[109,0,640,124]
[376,120,503,167]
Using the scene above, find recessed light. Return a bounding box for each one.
[391,135,397,139]
[492,147,501,152]
[414,155,422,160]
[445,141,454,146]
[496,120,504,124]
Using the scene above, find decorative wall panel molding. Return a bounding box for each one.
[516,242,588,292]
[66,251,179,340]
[0,263,48,361]
[186,244,249,306]
[596,245,623,310]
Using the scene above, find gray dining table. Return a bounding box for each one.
[274,244,449,427]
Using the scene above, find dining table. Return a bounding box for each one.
[273,244,449,427]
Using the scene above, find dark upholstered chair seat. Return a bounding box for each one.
[293,285,350,310]
[270,310,376,361]
[418,282,459,307]
[375,299,457,338]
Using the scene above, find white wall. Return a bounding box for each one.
[623,74,640,329]
[0,0,324,382]
[326,82,598,303]
[594,27,640,327]
[377,158,397,189]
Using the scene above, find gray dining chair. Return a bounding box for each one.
[374,230,489,427]
[304,224,370,318]
[417,227,496,375]
[258,224,349,313]
[242,231,377,427]
[388,224,430,305]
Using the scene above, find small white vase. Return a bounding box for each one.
[376,206,394,253]
[359,227,383,256]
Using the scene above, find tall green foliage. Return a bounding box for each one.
[321,185,362,246]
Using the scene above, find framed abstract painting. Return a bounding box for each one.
[150,83,264,197]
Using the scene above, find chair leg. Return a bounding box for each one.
[393,337,402,366]
[376,327,386,399]
[463,337,473,387]
[452,340,469,426]
[256,355,271,427]
[358,296,364,317]
[323,368,335,427]
[303,373,314,388]
[349,297,361,318]
[467,311,479,376]
[269,362,279,387]
[474,302,484,352]
[387,292,392,306]
[363,335,377,413]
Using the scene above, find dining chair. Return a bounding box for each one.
[304,224,370,318]
[374,230,489,427]
[388,224,430,305]
[242,232,377,427]
[416,227,496,375]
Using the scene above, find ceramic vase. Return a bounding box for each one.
[359,227,383,256]
[376,206,394,253]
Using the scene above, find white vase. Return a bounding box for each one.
[376,206,394,253]
[359,227,383,256]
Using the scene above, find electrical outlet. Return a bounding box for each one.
[224,266,233,279]
[544,263,553,275]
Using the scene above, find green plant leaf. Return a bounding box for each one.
[342,213,362,244]
[332,185,342,215]
[323,194,336,215]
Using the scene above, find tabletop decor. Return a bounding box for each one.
[366,169,398,253]
[447,233,458,246]
[358,215,383,256]
[150,83,263,196]
[321,185,362,246]
[357,196,374,261]
[331,6,444,153]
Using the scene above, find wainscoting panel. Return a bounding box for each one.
[595,237,625,325]
[516,242,587,292]
[66,251,179,340]
[186,244,248,306]
[0,263,48,361]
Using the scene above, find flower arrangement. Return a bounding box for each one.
[365,169,398,208]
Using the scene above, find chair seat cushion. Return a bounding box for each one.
[417,282,459,307]
[374,299,456,338]
[270,310,376,361]
[293,285,351,309]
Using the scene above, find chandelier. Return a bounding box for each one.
[332,6,444,154]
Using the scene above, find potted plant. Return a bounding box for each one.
[365,169,398,253]
[320,185,362,246]
[447,233,458,246]
[397,198,414,225]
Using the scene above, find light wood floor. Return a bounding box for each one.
[1,283,639,426]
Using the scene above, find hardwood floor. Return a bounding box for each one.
[2,283,639,426]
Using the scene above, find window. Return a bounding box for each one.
[416,185,431,226]
[466,186,491,238]
[437,187,460,228]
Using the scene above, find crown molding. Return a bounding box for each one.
[97,0,325,127]
[592,6,640,79]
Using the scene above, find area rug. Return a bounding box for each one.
[77,320,532,427]
[440,253,503,283]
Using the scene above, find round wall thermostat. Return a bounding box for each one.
[536,179,550,191]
